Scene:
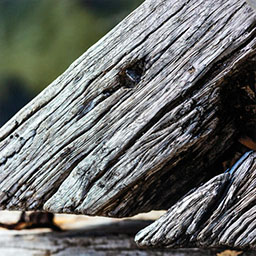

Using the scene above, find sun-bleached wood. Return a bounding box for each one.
[0,0,255,220]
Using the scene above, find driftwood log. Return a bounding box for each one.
[0,0,256,250]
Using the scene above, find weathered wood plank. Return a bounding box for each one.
[0,0,255,218]
[135,151,256,249]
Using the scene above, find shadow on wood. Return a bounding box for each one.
[0,219,255,256]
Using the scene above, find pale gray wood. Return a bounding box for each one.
[135,151,256,249]
[0,0,255,219]
[246,0,256,10]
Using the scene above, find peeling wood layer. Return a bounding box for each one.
[135,151,256,249]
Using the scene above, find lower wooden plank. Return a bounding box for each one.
[0,220,255,256]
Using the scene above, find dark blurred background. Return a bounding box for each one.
[0,0,144,127]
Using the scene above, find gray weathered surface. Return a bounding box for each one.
[135,151,256,249]
[0,0,255,218]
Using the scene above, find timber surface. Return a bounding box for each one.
[0,0,255,218]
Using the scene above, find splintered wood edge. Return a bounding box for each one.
[135,151,256,249]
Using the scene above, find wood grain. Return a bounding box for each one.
[0,0,255,219]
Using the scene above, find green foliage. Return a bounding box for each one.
[0,0,144,94]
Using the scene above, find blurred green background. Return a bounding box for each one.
[0,0,144,127]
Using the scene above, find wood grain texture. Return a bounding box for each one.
[0,0,255,218]
[135,151,256,249]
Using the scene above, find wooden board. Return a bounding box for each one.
[0,219,254,256]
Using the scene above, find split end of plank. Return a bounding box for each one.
[135,151,256,250]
